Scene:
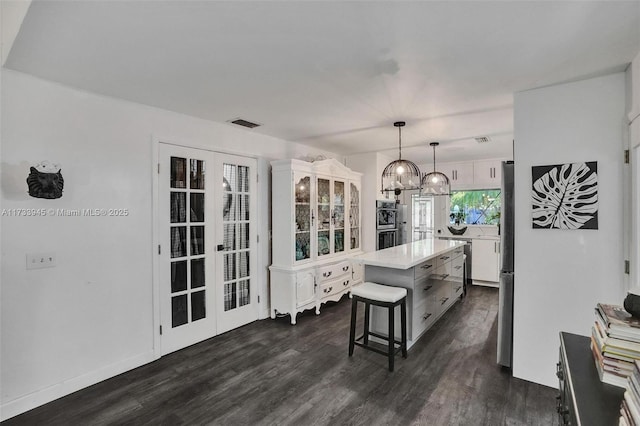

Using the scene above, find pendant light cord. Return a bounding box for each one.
[398,126,402,160]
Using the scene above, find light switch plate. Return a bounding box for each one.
[26,252,57,269]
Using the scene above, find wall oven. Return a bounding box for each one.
[377,229,397,251]
[376,200,398,250]
[376,200,397,230]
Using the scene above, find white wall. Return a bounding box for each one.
[0,70,339,420]
[345,152,395,252]
[513,72,627,387]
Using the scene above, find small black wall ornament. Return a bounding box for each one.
[27,161,64,199]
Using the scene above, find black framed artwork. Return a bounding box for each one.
[531,161,598,230]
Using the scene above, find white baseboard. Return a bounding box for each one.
[0,350,157,422]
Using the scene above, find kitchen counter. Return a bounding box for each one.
[438,234,499,241]
[353,238,466,269]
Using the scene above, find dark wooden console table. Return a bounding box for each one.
[557,332,625,425]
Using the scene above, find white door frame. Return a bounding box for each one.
[151,136,265,358]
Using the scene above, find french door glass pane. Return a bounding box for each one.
[172,295,188,327]
[190,226,205,255]
[170,192,186,223]
[190,193,205,222]
[238,280,250,307]
[239,252,249,278]
[190,159,205,189]
[224,254,236,281]
[171,227,187,258]
[224,283,237,311]
[171,261,187,293]
[191,258,205,288]
[223,224,235,251]
[238,165,249,192]
[171,157,187,189]
[239,223,249,250]
[191,291,206,321]
[317,178,329,204]
[238,195,249,220]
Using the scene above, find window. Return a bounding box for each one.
[449,189,501,225]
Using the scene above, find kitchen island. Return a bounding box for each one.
[353,238,466,349]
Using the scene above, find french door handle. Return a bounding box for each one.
[217,244,228,251]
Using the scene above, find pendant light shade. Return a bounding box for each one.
[381,121,422,194]
[421,142,450,195]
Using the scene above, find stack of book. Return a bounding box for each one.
[620,361,640,425]
[590,303,640,388]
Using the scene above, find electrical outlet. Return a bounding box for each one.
[26,252,57,270]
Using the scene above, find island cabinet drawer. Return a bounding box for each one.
[319,276,350,298]
[317,261,350,284]
[413,298,437,337]
[450,260,464,282]
[435,252,453,268]
[414,259,437,280]
[450,245,464,260]
[452,281,464,299]
[434,282,453,314]
[430,261,452,282]
[413,277,438,306]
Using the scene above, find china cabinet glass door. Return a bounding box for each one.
[334,180,345,253]
[317,177,331,257]
[349,181,360,250]
[294,174,312,262]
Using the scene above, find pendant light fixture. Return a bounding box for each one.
[380,121,422,195]
[421,142,450,195]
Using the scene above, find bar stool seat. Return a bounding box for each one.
[348,282,407,372]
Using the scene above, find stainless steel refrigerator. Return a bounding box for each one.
[396,204,409,245]
[497,161,515,368]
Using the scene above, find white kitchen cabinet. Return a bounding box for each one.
[444,162,475,189]
[269,158,364,324]
[473,159,502,188]
[471,238,500,286]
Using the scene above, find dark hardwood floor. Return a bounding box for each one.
[3,286,560,425]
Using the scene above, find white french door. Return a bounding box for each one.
[215,153,258,334]
[158,143,258,355]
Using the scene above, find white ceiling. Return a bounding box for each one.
[5,1,640,164]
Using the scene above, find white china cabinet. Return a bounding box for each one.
[269,158,363,324]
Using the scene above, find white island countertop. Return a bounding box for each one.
[353,238,465,270]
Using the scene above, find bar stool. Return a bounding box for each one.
[348,282,407,372]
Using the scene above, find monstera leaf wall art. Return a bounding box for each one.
[531,161,598,230]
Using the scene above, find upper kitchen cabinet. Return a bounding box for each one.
[445,162,474,189]
[473,159,502,188]
[436,159,506,190]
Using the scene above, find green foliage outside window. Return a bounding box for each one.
[450,189,501,225]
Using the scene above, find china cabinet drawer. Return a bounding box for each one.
[317,261,350,284]
[414,259,436,280]
[320,277,350,298]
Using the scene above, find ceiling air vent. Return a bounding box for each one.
[227,118,261,129]
[474,136,491,144]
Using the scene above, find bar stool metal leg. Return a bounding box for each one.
[388,303,395,372]
[348,297,357,356]
[401,298,407,358]
[363,302,370,345]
